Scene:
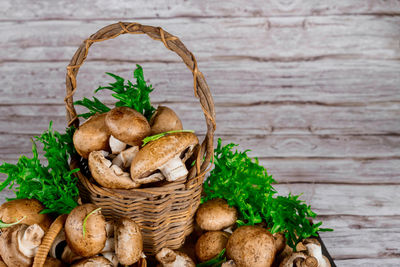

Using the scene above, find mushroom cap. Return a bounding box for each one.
[115,217,143,265]
[195,198,238,231]
[226,225,276,267]
[0,224,32,267]
[279,252,308,267]
[73,113,110,159]
[130,132,198,180]
[65,204,107,257]
[150,106,183,135]
[273,232,286,255]
[0,198,53,232]
[89,150,140,189]
[105,107,150,146]
[71,256,113,267]
[195,231,230,262]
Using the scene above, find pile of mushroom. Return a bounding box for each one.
[73,106,199,189]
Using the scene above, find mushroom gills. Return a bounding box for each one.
[159,155,188,181]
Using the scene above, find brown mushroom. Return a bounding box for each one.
[195,198,238,231]
[130,132,198,183]
[111,146,139,170]
[279,252,308,267]
[89,150,140,189]
[150,106,183,135]
[226,225,276,267]
[303,239,331,267]
[0,199,53,232]
[156,248,195,267]
[274,232,286,255]
[0,224,45,267]
[101,252,119,267]
[115,217,143,265]
[65,204,107,258]
[71,256,113,267]
[105,107,150,148]
[195,231,230,262]
[73,113,110,159]
[43,257,66,267]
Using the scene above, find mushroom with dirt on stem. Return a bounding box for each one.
[105,106,151,153]
[130,132,198,183]
[0,224,45,267]
[64,204,107,258]
[156,248,195,267]
[149,106,183,135]
[226,225,276,267]
[195,198,238,231]
[73,113,110,159]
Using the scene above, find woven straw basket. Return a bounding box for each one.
[64,22,216,255]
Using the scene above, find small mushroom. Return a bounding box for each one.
[226,225,276,267]
[73,113,110,159]
[130,132,198,183]
[303,239,331,267]
[89,150,140,189]
[71,256,113,267]
[0,224,45,267]
[115,217,143,265]
[0,198,53,232]
[65,204,107,258]
[195,231,230,262]
[149,106,183,135]
[105,107,151,147]
[111,146,139,170]
[195,198,238,231]
[156,248,195,267]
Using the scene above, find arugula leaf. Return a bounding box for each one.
[0,122,79,215]
[203,139,332,250]
[74,64,156,121]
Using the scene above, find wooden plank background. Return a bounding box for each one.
[1,1,400,265]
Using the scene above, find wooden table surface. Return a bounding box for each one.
[1,1,399,266]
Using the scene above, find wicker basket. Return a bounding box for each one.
[64,22,216,254]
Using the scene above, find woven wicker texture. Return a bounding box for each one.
[65,22,216,254]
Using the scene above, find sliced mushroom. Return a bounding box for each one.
[150,106,183,135]
[195,198,238,231]
[65,204,107,258]
[156,248,195,267]
[0,224,45,267]
[105,107,150,147]
[115,217,143,265]
[89,150,140,189]
[73,113,110,159]
[130,132,198,183]
[111,146,139,170]
[303,239,331,267]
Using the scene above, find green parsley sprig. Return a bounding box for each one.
[74,64,156,120]
[203,139,333,249]
[0,122,79,215]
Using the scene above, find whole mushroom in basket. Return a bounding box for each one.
[149,106,183,135]
[130,132,198,183]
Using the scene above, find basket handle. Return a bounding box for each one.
[64,22,216,173]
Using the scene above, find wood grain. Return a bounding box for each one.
[1,0,399,20]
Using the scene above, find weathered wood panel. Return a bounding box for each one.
[2,17,399,62]
[1,0,399,20]
[1,60,399,105]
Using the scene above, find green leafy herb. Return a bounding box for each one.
[0,122,79,215]
[203,139,333,249]
[83,207,101,238]
[142,130,195,147]
[196,249,226,267]
[74,64,156,120]
[0,216,26,228]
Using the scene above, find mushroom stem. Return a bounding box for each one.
[109,135,127,154]
[102,252,118,267]
[304,240,330,267]
[159,155,188,181]
[18,224,45,258]
[102,238,115,253]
